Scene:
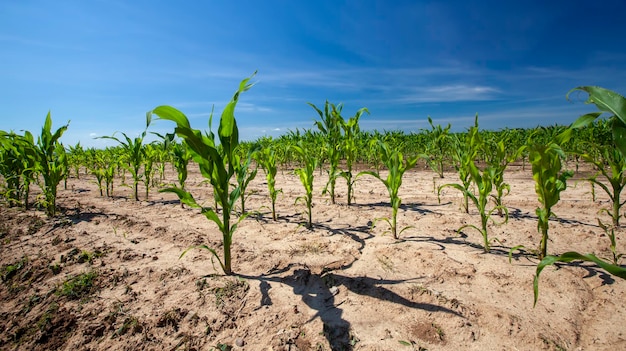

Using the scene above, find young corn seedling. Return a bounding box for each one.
[529,142,573,260]
[0,131,38,209]
[34,112,70,217]
[142,144,158,200]
[448,135,473,213]
[534,86,626,305]
[148,73,256,275]
[358,140,419,239]
[103,148,118,197]
[439,116,509,251]
[99,125,148,201]
[67,142,85,180]
[291,142,318,229]
[444,115,482,213]
[171,141,192,192]
[233,146,258,214]
[597,219,623,265]
[88,152,106,196]
[421,116,451,179]
[310,101,342,204]
[339,107,369,205]
[440,163,507,252]
[253,144,282,220]
[580,146,626,227]
[486,135,526,218]
[155,132,192,203]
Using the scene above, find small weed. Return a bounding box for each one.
[22,294,42,314]
[49,263,62,275]
[211,343,232,351]
[213,278,249,308]
[57,270,98,300]
[377,255,395,272]
[156,308,187,331]
[196,278,208,291]
[51,236,62,245]
[289,242,326,256]
[408,284,429,297]
[540,335,567,351]
[0,222,9,240]
[115,316,143,337]
[27,218,45,235]
[76,250,103,264]
[36,302,59,331]
[2,256,28,282]
[432,323,445,340]
[398,340,428,350]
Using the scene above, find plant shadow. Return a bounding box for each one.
[237,263,464,350]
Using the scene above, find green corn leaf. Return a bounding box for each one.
[150,105,191,129]
[534,251,626,306]
[568,86,626,125]
[159,187,200,208]
[220,71,256,139]
[180,245,225,273]
[571,112,603,129]
[611,118,626,158]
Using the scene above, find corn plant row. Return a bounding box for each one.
[2,79,625,307]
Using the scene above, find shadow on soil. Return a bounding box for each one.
[352,201,445,215]
[238,263,464,351]
[509,207,600,228]
[235,217,467,350]
[401,231,539,263]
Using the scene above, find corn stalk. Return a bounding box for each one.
[534,86,626,305]
[34,112,69,217]
[358,140,418,239]
[148,73,255,275]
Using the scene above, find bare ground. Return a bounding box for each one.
[1,162,625,351]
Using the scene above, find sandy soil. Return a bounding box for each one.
[1,161,625,351]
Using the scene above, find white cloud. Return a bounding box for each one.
[397,85,500,103]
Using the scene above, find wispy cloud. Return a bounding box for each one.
[396,85,500,103]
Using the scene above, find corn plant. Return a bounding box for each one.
[87,150,106,196]
[359,140,419,239]
[486,134,526,218]
[155,132,192,200]
[0,131,39,209]
[148,73,255,275]
[291,142,318,229]
[441,162,508,252]
[151,133,173,183]
[142,144,158,199]
[529,142,573,260]
[597,219,623,265]
[99,126,148,201]
[339,107,369,205]
[534,86,626,305]
[102,148,118,197]
[34,112,69,217]
[421,116,451,178]
[310,101,342,204]
[580,145,626,227]
[234,147,258,214]
[534,250,626,306]
[447,116,482,213]
[171,140,192,192]
[253,144,281,220]
[67,142,85,180]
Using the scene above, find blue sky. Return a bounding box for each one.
[2,0,626,148]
